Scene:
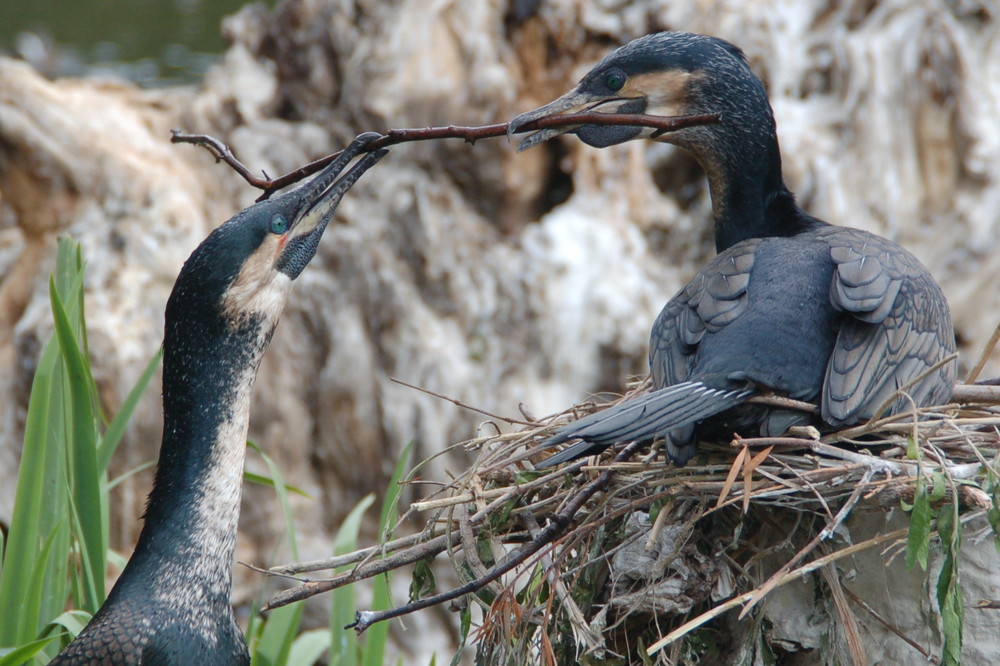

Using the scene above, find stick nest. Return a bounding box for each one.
[269,381,1000,664]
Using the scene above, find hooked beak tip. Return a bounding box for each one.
[507,90,593,152]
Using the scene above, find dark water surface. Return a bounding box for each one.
[0,0,275,86]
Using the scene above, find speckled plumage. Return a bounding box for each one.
[51,135,387,665]
[510,32,956,468]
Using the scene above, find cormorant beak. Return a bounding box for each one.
[290,132,387,240]
[276,133,388,279]
[508,87,649,152]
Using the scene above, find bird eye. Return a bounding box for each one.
[604,70,626,92]
[270,214,288,235]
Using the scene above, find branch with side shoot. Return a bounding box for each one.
[171,112,721,200]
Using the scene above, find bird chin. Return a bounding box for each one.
[575,123,643,148]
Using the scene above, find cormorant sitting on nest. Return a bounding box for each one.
[508,32,956,467]
[51,134,387,665]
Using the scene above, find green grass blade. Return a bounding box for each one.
[362,442,413,666]
[330,494,376,666]
[50,277,105,612]
[247,441,304,666]
[46,242,96,623]
[287,629,331,666]
[247,441,300,559]
[244,472,309,498]
[47,610,93,639]
[63,472,105,623]
[53,239,78,305]
[0,335,59,645]
[0,635,61,666]
[106,461,156,492]
[377,441,413,543]
[251,604,304,666]
[98,348,162,472]
[7,519,66,659]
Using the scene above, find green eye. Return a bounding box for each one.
[604,70,626,92]
[270,214,288,235]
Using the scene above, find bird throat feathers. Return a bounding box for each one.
[621,68,703,118]
[220,234,293,326]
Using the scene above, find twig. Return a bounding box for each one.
[951,383,1000,404]
[966,319,1000,384]
[347,441,644,634]
[411,466,561,512]
[841,585,931,658]
[171,112,720,200]
[270,529,442,575]
[390,376,535,426]
[263,532,453,610]
[746,394,819,413]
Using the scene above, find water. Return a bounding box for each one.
[0,0,275,87]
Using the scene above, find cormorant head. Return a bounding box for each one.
[169,133,387,327]
[508,32,774,158]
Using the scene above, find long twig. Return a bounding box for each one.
[390,376,535,426]
[269,529,442,576]
[951,382,1000,403]
[170,112,720,199]
[262,533,453,610]
[346,441,644,634]
[965,319,1000,384]
[841,585,931,658]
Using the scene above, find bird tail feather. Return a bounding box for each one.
[535,381,751,468]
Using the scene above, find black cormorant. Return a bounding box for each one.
[50,134,387,665]
[508,32,956,467]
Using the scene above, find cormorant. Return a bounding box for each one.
[50,134,387,665]
[508,32,956,467]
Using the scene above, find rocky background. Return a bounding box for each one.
[1,0,999,662]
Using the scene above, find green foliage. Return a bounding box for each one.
[904,471,931,570]
[0,239,162,663]
[936,498,964,666]
[448,603,472,666]
[329,441,413,666]
[248,442,306,666]
[902,444,965,665]
[409,557,437,601]
[364,441,412,666]
[330,494,377,666]
[979,452,1000,557]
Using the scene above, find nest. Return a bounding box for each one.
[267,378,1000,665]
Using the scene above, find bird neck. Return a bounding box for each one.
[679,120,821,252]
[129,306,279,599]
